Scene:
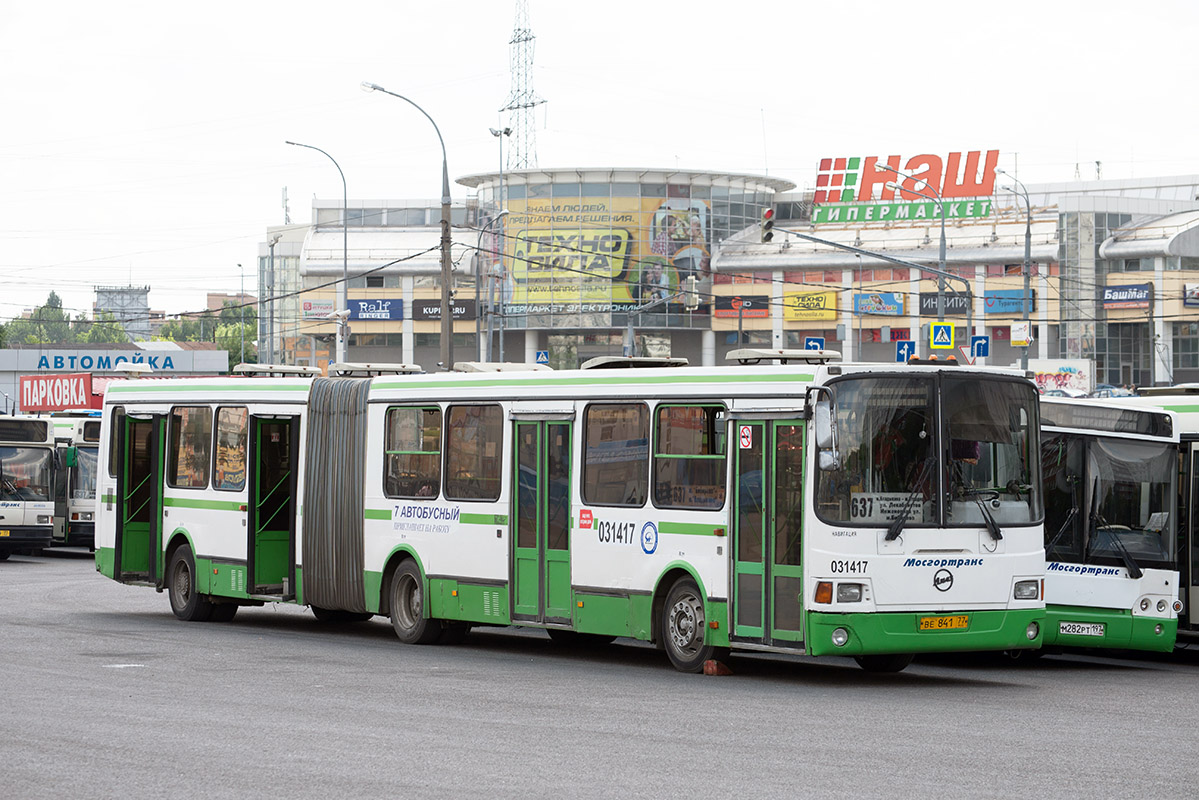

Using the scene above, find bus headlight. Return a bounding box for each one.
[81,512,93,521]
[1013,580,1039,600]
[37,515,51,525]
[836,583,863,603]
[831,627,850,647]
[1026,622,1039,640]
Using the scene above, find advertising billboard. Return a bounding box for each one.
[503,195,711,314]
[20,373,97,412]
[1102,284,1152,309]
[812,150,999,224]
[783,290,838,322]
[983,289,1036,315]
[853,292,906,316]
[348,298,403,321]
[714,295,770,319]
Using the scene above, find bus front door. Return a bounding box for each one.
[511,420,572,625]
[731,420,805,647]
[115,414,165,585]
[247,416,298,599]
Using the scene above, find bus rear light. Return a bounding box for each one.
[1157,600,1167,613]
[836,583,863,603]
[1014,580,1039,600]
[1155,624,1164,635]
[1173,600,1184,614]
[71,512,79,521]
[1140,598,1151,611]
[831,627,849,647]
[814,582,833,604]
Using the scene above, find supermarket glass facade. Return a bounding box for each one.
[459,169,793,349]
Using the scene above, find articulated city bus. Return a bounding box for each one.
[0,416,57,560]
[51,411,102,548]
[1039,397,1180,652]
[1102,385,1199,642]
[95,355,1046,672]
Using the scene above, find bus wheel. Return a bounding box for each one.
[663,578,714,672]
[389,560,442,645]
[209,604,238,623]
[168,544,213,622]
[854,653,914,673]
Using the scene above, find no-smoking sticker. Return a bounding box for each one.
[739,424,753,449]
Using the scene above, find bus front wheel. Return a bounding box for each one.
[662,578,716,672]
[168,544,213,622]
[389,560,442,645]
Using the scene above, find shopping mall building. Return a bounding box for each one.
[261,151,1199,387]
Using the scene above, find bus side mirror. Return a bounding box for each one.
[813,398,840,472]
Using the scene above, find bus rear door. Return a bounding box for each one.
[115,414,165,584]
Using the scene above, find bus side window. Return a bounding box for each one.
[384,406,442,499]
[168,406,212,489]
[108,406,125,478]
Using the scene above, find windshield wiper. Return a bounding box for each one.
[1045,475,1080,556]
[1086,477,1142,579]
[885,456,934,541]
[951,462,1003,541]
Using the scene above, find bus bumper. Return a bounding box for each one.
[1043,605,1177,653]
[0,525,53,554]
[66,521,95,548]
[807,608,1045,657]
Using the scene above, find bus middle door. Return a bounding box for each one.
[511,418,573,626]
[247,415,299,599]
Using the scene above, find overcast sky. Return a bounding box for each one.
[3,0,1197,320]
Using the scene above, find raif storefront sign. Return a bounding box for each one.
[812,150,999,225]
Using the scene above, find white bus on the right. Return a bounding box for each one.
[1040,397,1181,652]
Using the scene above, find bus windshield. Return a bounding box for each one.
[0,446,53,501]
[815,374,1040,528]
[71,446,99,500]
[1089,439,1174,567]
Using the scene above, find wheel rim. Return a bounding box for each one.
[395,573,421,630]
[667,590,704,658]
[171,557,192,609]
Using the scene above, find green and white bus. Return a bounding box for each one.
[1101,385,1199,642]
[1039,397,1180,651]
[0,415,57,560]
[95,355,1046,672]
[51,412,102,548]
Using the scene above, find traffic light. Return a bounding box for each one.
[760,207,775,243]
[683,275,700,311]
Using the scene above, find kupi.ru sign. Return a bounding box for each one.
[812,150,999,224]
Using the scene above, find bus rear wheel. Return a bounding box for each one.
[209,603,238,623]
[854,653,914,673]
[168,544,213,622]
[662,578,715,672]
[389,560,442,645]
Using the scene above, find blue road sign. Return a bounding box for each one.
[535,350,549,364]
[930,323,954,349]
[804,337,825,351]
[971,335,990,358]
[895,340,916,363]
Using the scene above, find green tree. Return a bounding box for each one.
[9,292,75,344]
[74,311,129,344]
[215,322,257,365]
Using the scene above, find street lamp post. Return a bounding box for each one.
[489,127,511,362]
[874,163,949,322]
[238,262,244,365]
[286,140,348,364]
[361,81,454,370]
[996,168,1033,370]
[476,209,509,360]
[266,233,281,364]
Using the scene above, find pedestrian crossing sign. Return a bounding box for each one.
[930,323,954,349]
